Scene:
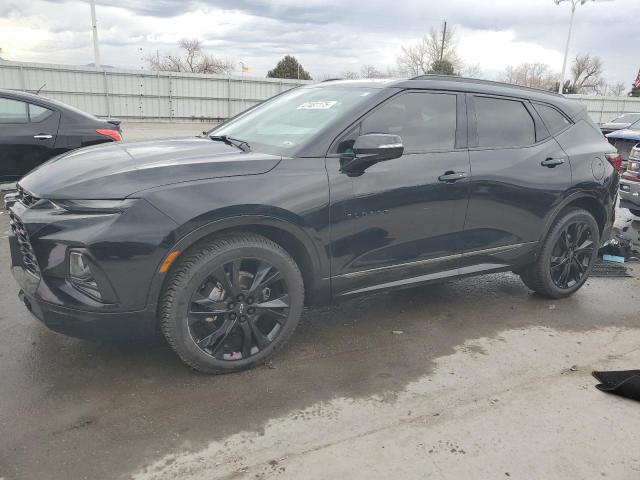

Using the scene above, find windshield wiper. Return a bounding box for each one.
[208,135,251,152]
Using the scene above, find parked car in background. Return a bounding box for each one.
[6,77,619,374]
[601,112,640,135]
[606,119,640,169]
[620,145,640,217]
[0,89,122,182]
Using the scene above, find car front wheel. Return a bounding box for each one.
[520,208,599,299]
[160,233,304,374]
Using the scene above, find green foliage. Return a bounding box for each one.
[428,59,456,75]
[267,55,312,80]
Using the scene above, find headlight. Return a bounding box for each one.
[51,199,137,213]
[69,251,102,300]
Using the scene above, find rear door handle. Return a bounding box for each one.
[541,157,565,168]
[33,134,53,140]
[438,171,467,183]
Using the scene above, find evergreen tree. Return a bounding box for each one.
[267,55,312,80]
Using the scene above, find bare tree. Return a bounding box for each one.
[146,39,235,75]
[396,23,462,76]
[593,80,627,97]
[461,63,482,79]
[360,64,385,79]
[569,54,603,94]
[501,63,558,90]
[340,70,360,80]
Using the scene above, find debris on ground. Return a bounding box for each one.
[392,330,404,335]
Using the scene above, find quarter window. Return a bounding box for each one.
[29,104,54,122]
[534,103,571,135]
[0,98,29,124]
[361,92,457,152]
[475,97,535,147]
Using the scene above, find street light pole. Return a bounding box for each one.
[555,0,597,94]
[89,0,101,68]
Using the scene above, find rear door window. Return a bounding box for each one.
[474,96,536,148]
[534,103,571,135]
[0,98,29,124]
[29,104,54,122]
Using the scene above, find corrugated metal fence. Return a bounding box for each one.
[1,61,639,123]
[0,60,311,121]
[565,94,640,124]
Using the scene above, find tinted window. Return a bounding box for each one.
[361,92,457,152]
[0,98,29,124]
[475,97,535,147]
[535,103,571,134]
[29,104,54,122]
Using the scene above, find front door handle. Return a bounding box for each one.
[33,134,53,140]
[541,157,565,168]
[438,171,467,183]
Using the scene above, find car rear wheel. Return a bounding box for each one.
[160,233,304,374]
[519,208,599,299]
[629,209,640,217]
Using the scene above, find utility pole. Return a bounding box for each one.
[440,21,447,62]
[89,0,101,68]
[555,0,602,94]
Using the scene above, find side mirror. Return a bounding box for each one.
[341,134,404,176]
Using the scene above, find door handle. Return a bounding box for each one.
[541,157,565,168]
[33,134,53,140]
[438,171,467,183]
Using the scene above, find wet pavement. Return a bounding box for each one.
[1,151,639,478]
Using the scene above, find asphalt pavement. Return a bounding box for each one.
[1,124,639,480]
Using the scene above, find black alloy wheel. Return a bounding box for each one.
[160,233,304,374]
[519,208,599,299]
[188,258,289,360]
[549,221,596,290]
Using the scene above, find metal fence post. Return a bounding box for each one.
[19,65,25,91]
[103,70,110,118]
[228,76,232,120]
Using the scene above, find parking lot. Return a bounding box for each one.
[1,124,640,480]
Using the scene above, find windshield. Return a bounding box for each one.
[611,113,640,124]
[628,119,640,131]
[211,86,377,155]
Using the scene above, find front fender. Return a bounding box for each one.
[143,213,330,311]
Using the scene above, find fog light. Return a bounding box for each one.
[69,251,101,300]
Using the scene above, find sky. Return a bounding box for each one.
[1,0,639,86]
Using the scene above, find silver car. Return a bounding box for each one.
[601,112,640,135]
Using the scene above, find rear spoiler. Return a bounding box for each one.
[106,119,122,127]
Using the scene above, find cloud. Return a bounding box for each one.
[1,0,638,85]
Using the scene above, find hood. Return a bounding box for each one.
[20,138,281,199]
[606,129,640,141]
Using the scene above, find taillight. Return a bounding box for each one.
[96,128,122,142]
[605,153,623,172]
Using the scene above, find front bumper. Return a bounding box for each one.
[7,196,178,339]
[17,287,157,339]
[620,179,640,209]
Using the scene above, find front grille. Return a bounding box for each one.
[8,210,40,277]
[612,139,639,161]
[16,185,39,208]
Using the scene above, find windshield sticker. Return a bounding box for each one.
[297,101,337,110]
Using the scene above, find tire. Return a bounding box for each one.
[629,209,640,217]
[519,208,600,299]
[160,233,304,374]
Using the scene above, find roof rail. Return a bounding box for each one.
[321,78,343,82]
[409,74,564,97]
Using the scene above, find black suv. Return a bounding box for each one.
[6,77,619,373]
